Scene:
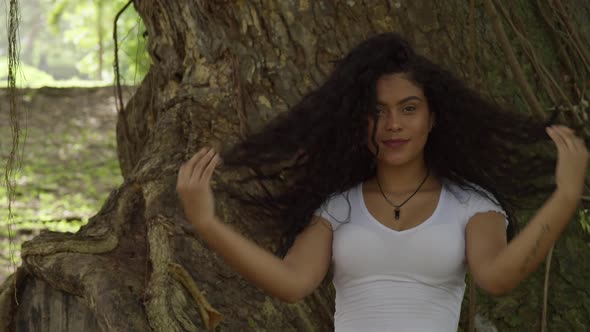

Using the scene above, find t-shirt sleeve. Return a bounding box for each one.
[466,189,509,229]
[313,192,351,231]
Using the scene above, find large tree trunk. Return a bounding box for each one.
[2,1,589,331]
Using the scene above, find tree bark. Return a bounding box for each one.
[2,1,589,331]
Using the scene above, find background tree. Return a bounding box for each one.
[2,1,590,331]
[0,0,149,85]
[46,0,149,82]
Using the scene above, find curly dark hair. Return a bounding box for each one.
[220,32,561,257]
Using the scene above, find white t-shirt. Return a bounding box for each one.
[313,179,508,332]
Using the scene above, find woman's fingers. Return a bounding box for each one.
[547,125,581,150]
[178,147,214,186]
[546,126,566,151]
[177,146,222,189]
[559,125,586,151]
[180,148,206,177]
[186,148,210,179]
[178,151,197,186]
[191,148,217,181]
[548,125,589,200]
[559,126,578,150]
[547,125,589,166]
[202,153,220,183]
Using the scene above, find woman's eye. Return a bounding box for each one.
[375,108,386,115]
[403,105,416,112]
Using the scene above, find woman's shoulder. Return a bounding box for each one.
[443,178,507,221]
[442,178,500,207]
[313,183,360,230]
[320,183,360,211]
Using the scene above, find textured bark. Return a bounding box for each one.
[2,1,589,331]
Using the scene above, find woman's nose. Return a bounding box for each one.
[385,112,402,132]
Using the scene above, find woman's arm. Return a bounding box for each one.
[467,191,579,295]
[467,125,588,295]
[177,147,333,303]
[194,215,333,303]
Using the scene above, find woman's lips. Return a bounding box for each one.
[383,139,409,148]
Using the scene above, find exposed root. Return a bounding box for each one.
[10,182,146,330]
[142,173,223,331]
[168,262,223,331]
[144,220,181,331]
[21,182,141,258]
[24,253,150,331]
[21,232,119,258]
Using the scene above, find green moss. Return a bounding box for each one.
[247,317,258,328]
[288,303,315,331]
[260,296,280,317]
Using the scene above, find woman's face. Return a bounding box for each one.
[367,73,435,166]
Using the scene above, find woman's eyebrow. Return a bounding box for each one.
[377,96,423,107]
[396,96,422,105]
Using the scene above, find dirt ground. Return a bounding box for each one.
[0,86,135,284]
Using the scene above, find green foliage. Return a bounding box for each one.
[0,0,149,87]
[47,0,69,32]
[0,56,54,86]
[0,56,110,87]
[579,208,590,234]
[46,0,149,83]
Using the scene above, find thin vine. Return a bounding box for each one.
[113,0,134,145]
[4,0,24,306]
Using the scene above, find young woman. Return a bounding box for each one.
[176,33,588,331]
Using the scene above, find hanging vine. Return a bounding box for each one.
[4,0,24,307]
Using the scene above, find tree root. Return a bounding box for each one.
[6,171,226,332]
[20,183,141,258]
[24,253,150,331]
[4,183,146,331]
[144,220,184,331]
[142,173,223,331]
[168,262,222,331]
[21,232,119,257]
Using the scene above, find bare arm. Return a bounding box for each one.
[176,147,333,303]
[467,125,588,295]
[467,191,579,295]
[194,216,333,303]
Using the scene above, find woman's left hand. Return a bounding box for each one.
[546,125,589,201]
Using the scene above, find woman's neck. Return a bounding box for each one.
[373,160,439,193]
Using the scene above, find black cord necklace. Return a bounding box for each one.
[376,168,430,221]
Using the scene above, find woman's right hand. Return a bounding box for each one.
[176,147,221,232]
[545,125,589,202]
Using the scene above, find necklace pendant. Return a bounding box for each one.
[394,208,400,220]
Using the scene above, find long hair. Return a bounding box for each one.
[220,32,562,257]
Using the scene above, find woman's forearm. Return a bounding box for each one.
[489,189,580,293]
[191,216,301,302]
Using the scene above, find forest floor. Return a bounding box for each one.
[0,86,135,284]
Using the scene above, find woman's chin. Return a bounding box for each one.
[378,156,409,167]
